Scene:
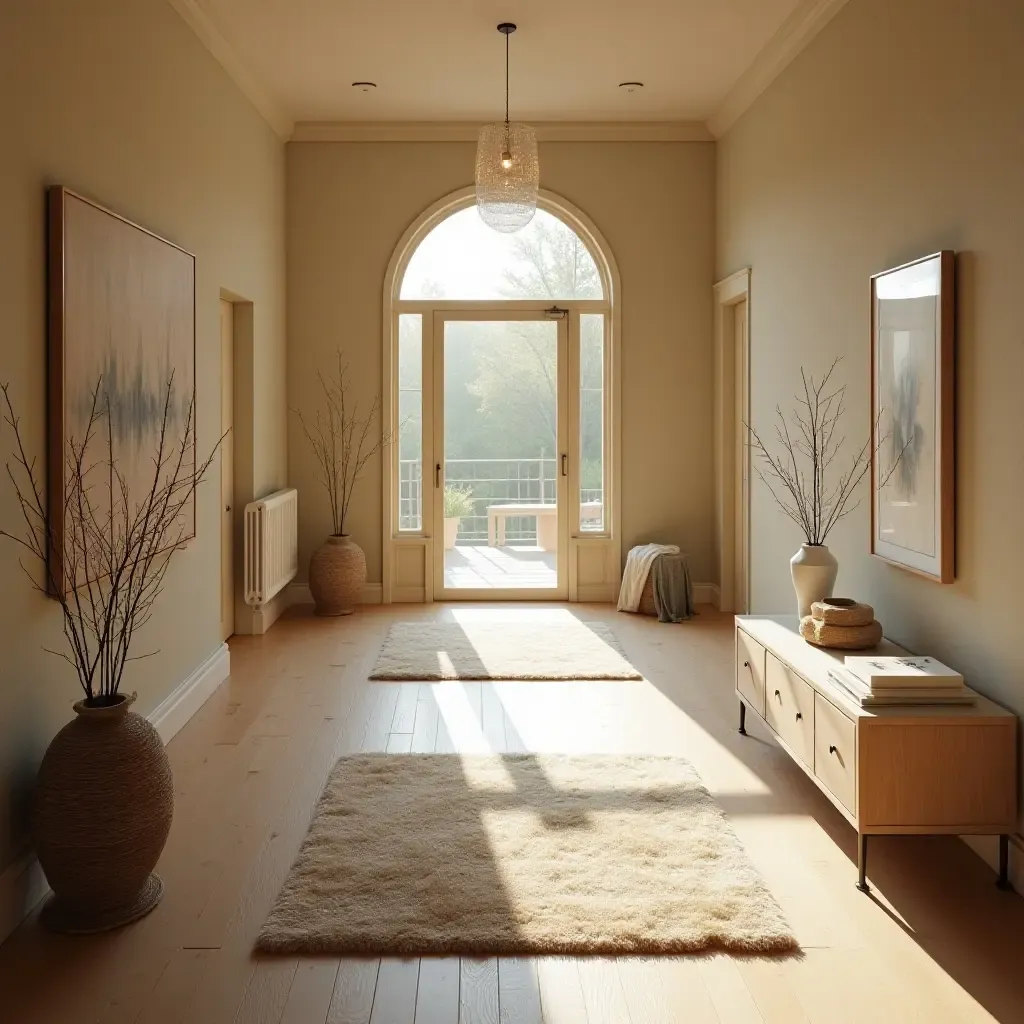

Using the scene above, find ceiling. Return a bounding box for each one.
[177,0,834,135]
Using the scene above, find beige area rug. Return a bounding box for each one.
[368,620,643,680]
[257,754,797,956]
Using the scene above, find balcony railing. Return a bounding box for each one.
[399,458,603,543]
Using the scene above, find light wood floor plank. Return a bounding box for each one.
[577,959,631,1024]
[233,958,298,1024]
[497,958,542,1024]
[327,960,380,1024]
[460,958,499,1024]
[415,957,460,1024]
[369,958,420,1024]
[617,958,686,1023]
[536,959,589,1024]
[655,959,721,1024]
[699,956,764,1024]
[281,960,342,1024]
[411,688,441,753]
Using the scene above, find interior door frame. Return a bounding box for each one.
[714,268,752,613]
[432,307,570,600]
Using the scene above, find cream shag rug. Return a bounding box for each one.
[368,620,643,680]
[257,754,796,956]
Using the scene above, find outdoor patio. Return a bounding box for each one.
[444,545,557,590]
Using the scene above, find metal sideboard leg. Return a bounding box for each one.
[856,833,870,892]
[998,834,1013,890]
[738,700,747,735]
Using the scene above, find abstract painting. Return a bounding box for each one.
[871,251,954,582]
[47,187,196,593]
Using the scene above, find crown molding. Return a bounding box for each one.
[289,120,714,143]
[165,0,293,139]
[708,0,850,138]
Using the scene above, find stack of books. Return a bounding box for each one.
[826,655,975,707]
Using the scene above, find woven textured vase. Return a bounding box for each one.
[309,535,366,616]
[32,692,173,933]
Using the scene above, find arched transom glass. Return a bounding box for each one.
[400,207,604,301]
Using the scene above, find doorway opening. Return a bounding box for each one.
[714,269,751,614]
[383,189,620,602]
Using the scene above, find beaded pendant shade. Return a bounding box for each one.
[475,23,539,233]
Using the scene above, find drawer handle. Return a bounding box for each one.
[774,689,781,700]
[829,744,837,755]
[795,712,802,721]
[743,661,750,669]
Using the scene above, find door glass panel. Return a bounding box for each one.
[580,313,605,532]
[444,319,559,590]
[398,313,422,530]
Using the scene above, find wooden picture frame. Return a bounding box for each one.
[870,251,955,582]
[47,186,197,595]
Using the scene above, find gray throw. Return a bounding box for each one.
[651,552,695,623]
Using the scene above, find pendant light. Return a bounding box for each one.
[475,23,539,233]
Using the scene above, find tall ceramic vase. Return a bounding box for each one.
[32,692,173,933]
[309,534,366,615]
[790,543,839,618]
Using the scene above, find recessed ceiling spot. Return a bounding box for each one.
[351,81,377,92]
[619,81,644,93]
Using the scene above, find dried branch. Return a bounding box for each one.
[0,375,224,705]
[292,355,394,537]
[746,359,908,547]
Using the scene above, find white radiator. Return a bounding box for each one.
[244,488,298,606]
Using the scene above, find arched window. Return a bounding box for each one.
[400,207,604,301]
[382,188,619,602]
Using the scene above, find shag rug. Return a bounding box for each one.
[368,620,643,680]
[256,754,796,956]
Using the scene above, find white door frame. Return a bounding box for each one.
[380,186,623,604]
[714,268,752,614]
[432,309,570,601]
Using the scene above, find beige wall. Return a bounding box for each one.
[287,141,716,585]
[0,0,286,875]
[717,0,1024,820]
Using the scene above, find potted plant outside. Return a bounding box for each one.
[443,485,474,550]
[0,376,221,932]
[294,355,392,616]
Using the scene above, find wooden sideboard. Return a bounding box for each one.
[735,615,1018,891]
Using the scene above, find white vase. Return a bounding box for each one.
[444,517,460,551]
[790,544,838,618]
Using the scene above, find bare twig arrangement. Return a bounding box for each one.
[747,359,905,546]
[0,375,222,705]
[293,354,393,537]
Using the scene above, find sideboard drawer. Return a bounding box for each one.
[736,630,766,717]
[766,654,815,765]
[814,693,857,814]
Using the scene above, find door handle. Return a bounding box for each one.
[561,453,568,477]
[435,463,441,488]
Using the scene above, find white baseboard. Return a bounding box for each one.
[234,588,290,636]
[962,833,1024,894]
[149,643,231,745]
[286,582,383,608]
[694,582,720,608]
[0,643,231,943]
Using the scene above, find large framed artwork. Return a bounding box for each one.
[870,251,954,583]
[47,187,196,594]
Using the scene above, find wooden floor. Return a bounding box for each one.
[2,603,1023,1023]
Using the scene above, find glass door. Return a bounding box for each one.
[433,310,568,599]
